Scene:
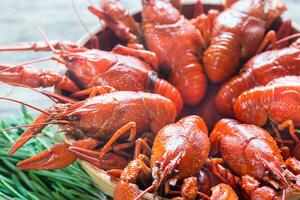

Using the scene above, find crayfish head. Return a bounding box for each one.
[8,103,72,156]
[51,103,85,134]
[60,49,117,88]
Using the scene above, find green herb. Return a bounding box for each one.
[0,106,108,200]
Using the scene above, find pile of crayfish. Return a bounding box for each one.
[2,0,300,199]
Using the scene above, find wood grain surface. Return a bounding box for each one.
[0,0,298,118]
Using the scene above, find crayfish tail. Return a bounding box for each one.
[152,78,183,113]
[169,61,207,106]
[203,32,242,83]
[216,70,256,116]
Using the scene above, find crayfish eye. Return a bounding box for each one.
[68,115,80,121]
[173,169,179,175]
[65,57,74,63]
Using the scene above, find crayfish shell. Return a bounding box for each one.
[60,1,300,199]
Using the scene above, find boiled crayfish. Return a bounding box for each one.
[4,91,176,171]
[216,39,300,116]
[0,42,183,112]
[89,0,207,106]
[203,0,286,83]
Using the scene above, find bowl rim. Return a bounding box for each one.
[77,0,300,48]
[74,0,300,199]
[76,0,228,47]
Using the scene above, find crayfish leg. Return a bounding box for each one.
[70,85,117,99]
[112,142,136,159]
[134,138,152,159]
[70,130,153,173]
[285,157,300,175]
[100,122,137,157]
[208,158,240,190]
[256,30,277,54]
[182,180,212,200]
[69,146,129,170]
[251,186,279,200]
[41,91,77,104]
[107,169,123,178]
[277,119,300,143]
[191,10,220,49]
[112,45,159,71]
[17,138,99,170]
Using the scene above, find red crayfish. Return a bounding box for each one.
[210,118,300,199]
[71,115,211,199]
[234,75,300,141]
[3,90,176,171]
[216,38,300,116]
[203,0,286,83]
[0,42,183,112]
[89,0,207,106]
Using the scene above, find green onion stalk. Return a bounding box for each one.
[0,106,108,200]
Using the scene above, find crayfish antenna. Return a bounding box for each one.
[273,33,300,49]
[1,7,82,56]
[71,0,99,49]
[0,97,57,155]
[17,138,99,170]
[275,20,292,48]
[0,41,78,52]
[0,97,50,115]
[41,91,77,104]
[156,151,184,187]
[134,183,156,200]
[2,6,56,53]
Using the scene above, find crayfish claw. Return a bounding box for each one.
[17,138,100,170]
[17,143,76,170]
[9,113,49,155]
